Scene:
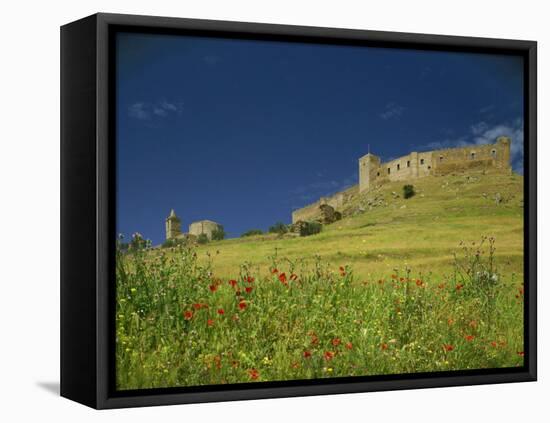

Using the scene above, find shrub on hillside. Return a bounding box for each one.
[211,225,226,241]
[197,233,209,244]
[403,184,416,199]
[162,238,187,248]
[269,222,288,235]
[300,221,322,237]
[241,229,263,237]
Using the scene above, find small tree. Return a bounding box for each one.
[241,229,263,237]
[403,184,415,199]
[128,232,150,251]
[300,221,322,237]
[269,222,288,235]
[211,225,226,241]
[197,233,209,244]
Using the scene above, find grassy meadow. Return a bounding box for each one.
[116,169,525,390]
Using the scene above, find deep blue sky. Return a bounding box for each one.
[116,32,524,244]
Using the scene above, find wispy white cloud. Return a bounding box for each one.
[479,104,495,114]
[128,100,184,120]
[419,118,524,174]
[380,102,405,120]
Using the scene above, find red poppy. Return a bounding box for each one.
[416,279,423,286]
[324,351,335,361]
[248,368,260,380]
[443,344,454,352]
[303,350,312,358]
[464,335,475,342]
[209,284,218,292]
[310,335,319,346]
[332,338,341,347]
[381,343,388,350]
[246,276,254,283]
[399,277,405,282]
[279,273,287,284]
[192,303,202,310]
[207,319,215,327]
[238,300,247,310]
[491,341,498,348]
[339,266,345,272]
[290,273,298,281]
[345,342,353,350]
[517,351,525,356]
[183,310,193,320]
[271,268,279,274]
[228,279,237,287]
[245,286,253,294]
[391,274,398,279]
[456,284,464,291]
[437,283,445,289]
[217,308,225,315]
[447,318,455,326]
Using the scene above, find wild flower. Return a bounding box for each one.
[248,368,260,380]
[183,310,193,320]
[324,351,335,361]
[443,344,454,352]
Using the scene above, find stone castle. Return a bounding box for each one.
[165,209,221,241]
[292,136,511,223]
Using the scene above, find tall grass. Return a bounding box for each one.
[115,237,524,390]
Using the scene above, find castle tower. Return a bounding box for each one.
[359,153,381,192]
[165,209,182,240]
[495,136,512,170]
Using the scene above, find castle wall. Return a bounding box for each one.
[292,137,511,224]
[292,185,358,223]
[372,137,510,185]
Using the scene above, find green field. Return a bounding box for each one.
[116,169,525,390]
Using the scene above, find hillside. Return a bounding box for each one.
[193,168,524,282]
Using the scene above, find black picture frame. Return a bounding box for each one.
[60,12,537,409]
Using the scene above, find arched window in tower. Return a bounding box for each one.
[377,171,380,177]
[491,149,497,158]
[439,155,444,162]
[387,168,391,175]
[397,164,400,171]
[420,158,425,165]
[471,151,476,160]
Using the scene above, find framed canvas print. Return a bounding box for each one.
[60,13,537,409]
